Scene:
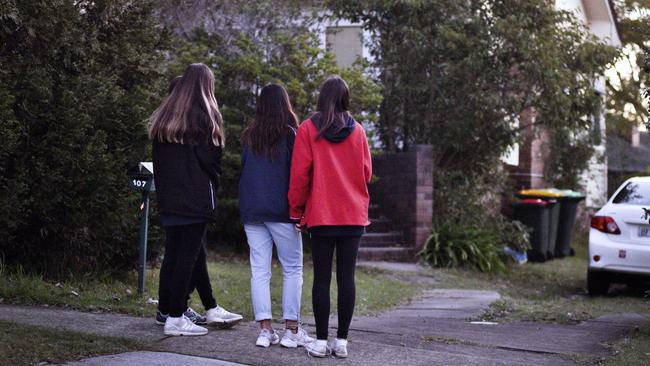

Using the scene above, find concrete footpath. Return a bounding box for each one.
[0,289,646,366]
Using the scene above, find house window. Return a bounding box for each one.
[502,142,520,166]
[326,26,363,68]
[501,115,520,166]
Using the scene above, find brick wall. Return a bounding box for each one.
[369,145,433,251]
[506,109,550,190]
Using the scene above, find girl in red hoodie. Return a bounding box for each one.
[288,76,372,358]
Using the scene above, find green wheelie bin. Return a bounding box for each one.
[511,198,552,262]
[516,189,563,260]
[549,189,586,257]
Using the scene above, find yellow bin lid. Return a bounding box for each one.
[517,189,563,198]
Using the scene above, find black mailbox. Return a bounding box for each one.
[128,162,155,192]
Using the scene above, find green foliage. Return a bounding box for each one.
[163,3,381,248]
[329,0,616,156]
[499,219,531,254]
[608,0,650,133]
[0,0,168,275]
[419,224,507,273]
[545,127,602,189]
[418,215,530,272]
[0,0,381,274]
[329,0,617,260]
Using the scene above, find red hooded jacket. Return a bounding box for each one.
[288,116,372,228]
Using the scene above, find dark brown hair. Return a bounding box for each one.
[241,83,299,157]
[168,76,181,94]
[314,75,351,139]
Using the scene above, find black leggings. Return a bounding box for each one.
[158,223,216,317]
[187,238,217,310]
[311,235,361,340]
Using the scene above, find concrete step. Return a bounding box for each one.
[360,232,402,247]
[357,247,416,262]
[367,217,393,233]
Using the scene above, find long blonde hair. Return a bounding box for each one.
[148,63,224,146]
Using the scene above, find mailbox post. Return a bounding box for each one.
[129,162,155,294]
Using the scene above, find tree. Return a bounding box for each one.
[0,0,168,275]
[327,0,617,271]
[159,0,381,247]
[328,0,617,221]
[607,0,650,134]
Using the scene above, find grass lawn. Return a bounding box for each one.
[0,320,148,366]
[601,322,650,366]
[0,256,424,321]
[407,234,650,366]
[2,234,648,365]
[421,236,650,325]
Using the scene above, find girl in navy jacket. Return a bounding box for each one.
[239,84,314,348]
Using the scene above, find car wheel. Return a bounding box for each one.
[587,270,610,296]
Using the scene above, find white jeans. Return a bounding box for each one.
[244,223,303,321]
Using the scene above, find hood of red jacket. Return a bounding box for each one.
[310,113,356,143]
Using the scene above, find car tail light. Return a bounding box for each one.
[591,216,621,235]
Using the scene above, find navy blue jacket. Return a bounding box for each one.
[238,128,296,224]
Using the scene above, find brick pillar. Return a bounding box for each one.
[369,144,434,250]
[414,145,433,251]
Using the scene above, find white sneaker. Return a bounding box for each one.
[328,338,348,358]
[163,315,208,336]
[206,306,243,329]
[281,327,315,348]
[256,329,280,348]
[305,339,328,358]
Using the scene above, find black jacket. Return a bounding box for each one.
[152,141,222,220]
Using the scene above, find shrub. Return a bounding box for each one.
[0,0,168,275]
[419,224,507,273]
[498,219,531,254]
[418,217,531,272]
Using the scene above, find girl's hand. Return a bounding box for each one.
[295,223,305,232]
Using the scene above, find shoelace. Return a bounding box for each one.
[185,308,199,320]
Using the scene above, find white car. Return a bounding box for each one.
[588,176,650,295]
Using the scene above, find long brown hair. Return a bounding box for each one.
[148,64,224,146]
[168,75,181,94]
[241,83,299,157]
[314,75,351,139]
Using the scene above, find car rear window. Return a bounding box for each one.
[613,182,650,205]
